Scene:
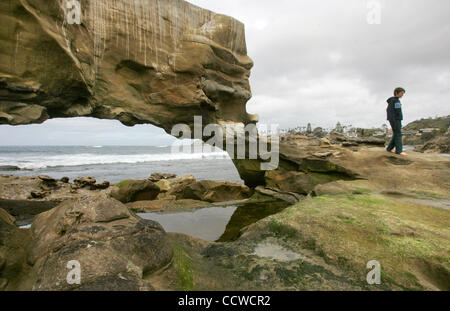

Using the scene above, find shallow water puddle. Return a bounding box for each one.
[138,201,290,242]
[139,206,239,242]
[253,243,305,262]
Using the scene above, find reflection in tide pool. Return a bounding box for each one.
[139,206,238,242]
[138,201,290,242]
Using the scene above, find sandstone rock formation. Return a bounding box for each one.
[111,174,252,205]
[415,135,450,154]
[110,179,161,203]
[0,0,260,183]
[262,141,362,195]
[170,179,253,203]
[21,196,173,290]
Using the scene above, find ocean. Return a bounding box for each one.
[0,145,243,183]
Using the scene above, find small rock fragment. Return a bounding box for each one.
[74,177,96,188]
[90,181,110,190]
[149,173,177,182]
[30,190,48,199]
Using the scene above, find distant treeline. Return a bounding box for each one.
[403,115,450,133]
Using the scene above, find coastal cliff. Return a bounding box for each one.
[1,0,254,127]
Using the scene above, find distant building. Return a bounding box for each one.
[346,128,358,138]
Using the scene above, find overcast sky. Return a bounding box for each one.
[1,0,449,146]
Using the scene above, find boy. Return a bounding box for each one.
[386,87,408,156]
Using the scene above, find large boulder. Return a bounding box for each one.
[144,176,251,203]
[0,0,261,186]
[417,135,450,154]
[263,142,361,195]
[110,180,160,203]
[21,196,173,291]
[155,175,197,199]
[0,208,17,226]
[181,180,253,203]
[73,177,96,188]
[265,170,319,195]
[0,199,60,225]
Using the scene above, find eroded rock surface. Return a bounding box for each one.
[1,0,255,125]
[0,0,260,182]
[110,179,160,203]
[19,196,173,290]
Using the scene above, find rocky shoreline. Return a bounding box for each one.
[1,137,449,291]
[1,0,448,292]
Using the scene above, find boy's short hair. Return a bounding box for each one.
[394,87,406,96]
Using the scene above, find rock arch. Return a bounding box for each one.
[0,0,264,185]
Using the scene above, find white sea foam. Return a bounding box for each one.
[0,151,230,170]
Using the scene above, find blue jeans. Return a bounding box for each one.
[387,119,403,154]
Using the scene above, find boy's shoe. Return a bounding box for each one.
[399,152,408,156]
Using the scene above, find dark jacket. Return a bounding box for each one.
[386,97,403,121]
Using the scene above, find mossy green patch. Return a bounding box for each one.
[115,179,133,188]
[171,241,195,291]
[268,219,297,239]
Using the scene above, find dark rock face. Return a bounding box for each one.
[416,135,450,154]
[30,190,48,199]
[153,176,252,202]
[0,166,20,171]
[73,177,96,188]
[0,199,60,224]
[112,176,252,204]
[20,196,173,291]
[263,142,362,195]
[90,181,110,190]
[110,180,160,203]
[180,180,253,202]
